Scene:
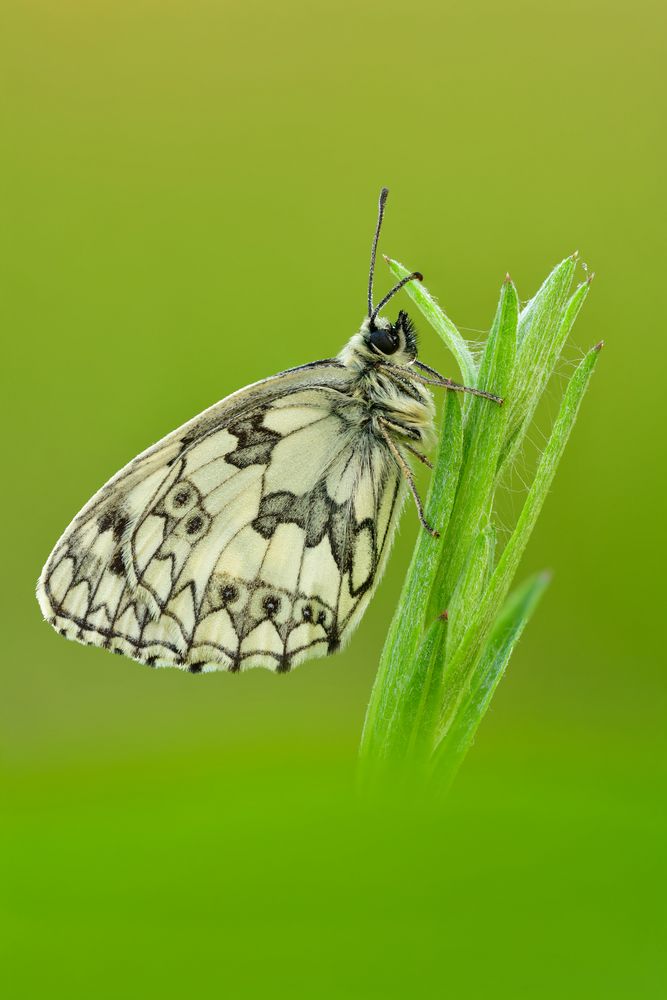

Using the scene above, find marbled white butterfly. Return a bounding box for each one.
[37,189,501,674]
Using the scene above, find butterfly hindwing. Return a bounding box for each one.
[38,362,405,673]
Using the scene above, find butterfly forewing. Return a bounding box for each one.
[37,361,406,673]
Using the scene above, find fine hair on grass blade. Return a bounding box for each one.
[358,252,601,795]
[434,341,602,752]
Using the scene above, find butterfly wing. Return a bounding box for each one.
[37,361,405,673]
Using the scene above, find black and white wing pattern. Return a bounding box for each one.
[37,362,405,673]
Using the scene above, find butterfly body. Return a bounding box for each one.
[37,189,500,675]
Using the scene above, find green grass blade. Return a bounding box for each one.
[517,253,576,347]
[431,571,551,792]
[399,524,496,762]
[446,524,496,657]
[389,617,448,769]
[385,256,478,386]
[436,342,603,744]
[501,274,592,472]
[503,255,577,454]
[358,389,463,769]
[407,279,518,758]
[426,276,517,622]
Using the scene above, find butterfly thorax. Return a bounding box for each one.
[338,316,435,446]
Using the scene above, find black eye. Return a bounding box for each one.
[369,326,399,355]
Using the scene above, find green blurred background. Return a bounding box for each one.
[2,0,665,995]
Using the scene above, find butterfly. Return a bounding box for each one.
[37,188,501,675]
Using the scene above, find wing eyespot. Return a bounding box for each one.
[174,507,211,542]
[163,481,200,519]
[250,586,291,625]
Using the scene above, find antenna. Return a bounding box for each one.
[367,188,423,326]
[369,271,423,326]
[368,187,389,317]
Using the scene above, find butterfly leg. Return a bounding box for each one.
[408,363,504,404]
[377,415,433,469]
[380,361,503,405]
[377,420,439,538]
[403,442,433,469]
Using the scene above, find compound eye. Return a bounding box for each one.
[369,326,399,355]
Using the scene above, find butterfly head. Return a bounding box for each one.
[338,310,419,372]
[365,310,418,362]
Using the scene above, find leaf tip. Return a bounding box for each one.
[571,250,579,260]
[437,609,449,621]
[586,270,596,286]
[593,340,604,352]
[504,272,512,285]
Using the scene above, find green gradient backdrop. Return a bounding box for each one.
[2,1,665,996]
